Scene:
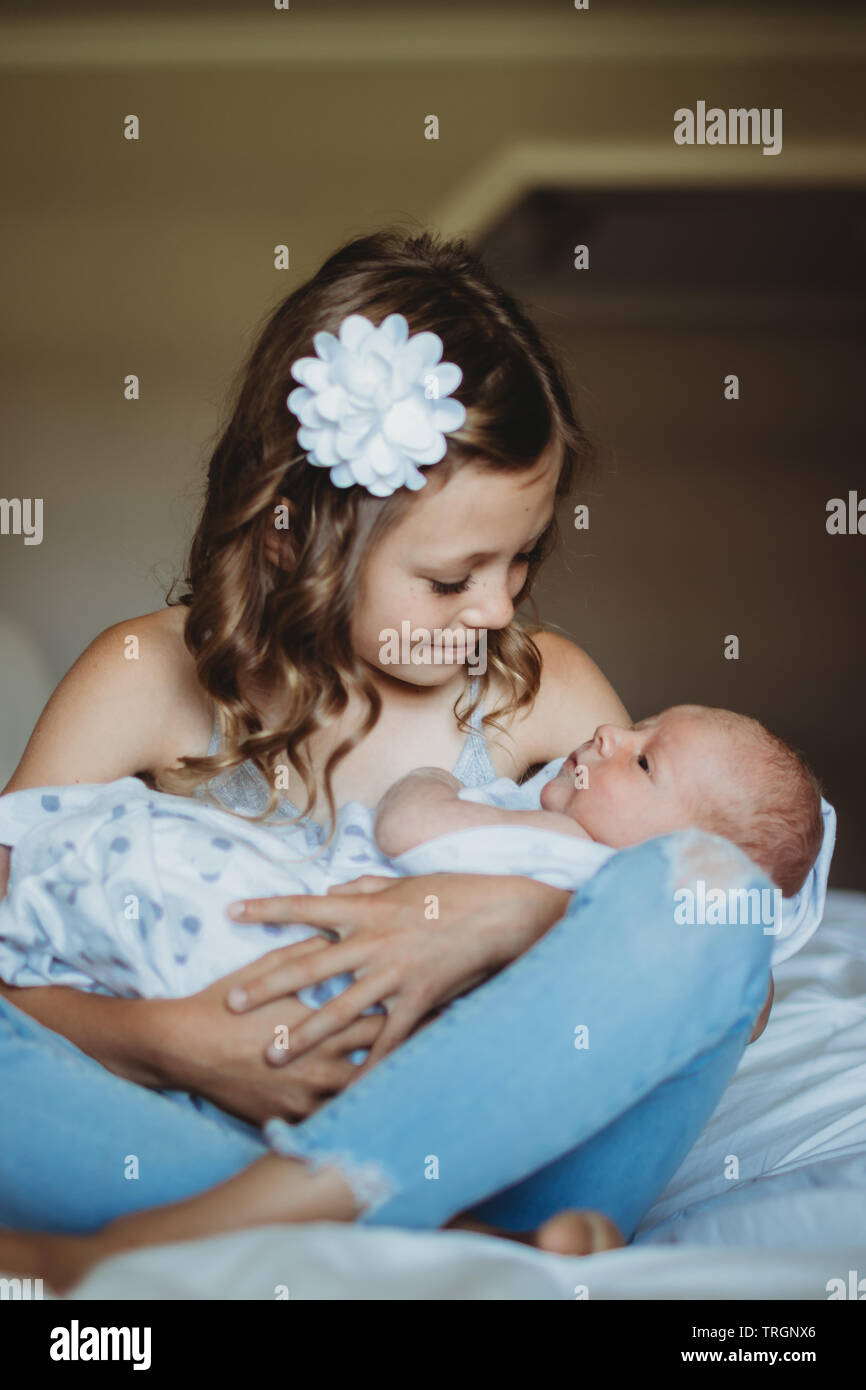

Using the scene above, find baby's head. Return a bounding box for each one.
[540,705,823,896]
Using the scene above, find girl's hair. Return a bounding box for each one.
[157,226,594,841]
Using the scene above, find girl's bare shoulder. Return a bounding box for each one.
[2,605,213,794]
[487,628,630,770]
[136,605,216,754]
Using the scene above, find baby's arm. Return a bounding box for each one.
[374,767,589,858]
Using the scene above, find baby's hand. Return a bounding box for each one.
[374,767,462,858]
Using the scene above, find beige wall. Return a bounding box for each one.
[2,4,864,878]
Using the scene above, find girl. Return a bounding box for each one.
[0,229,777,1291]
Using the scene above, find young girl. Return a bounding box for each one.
[0,229,785,1292]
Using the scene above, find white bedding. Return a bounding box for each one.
[25,888,866,1300]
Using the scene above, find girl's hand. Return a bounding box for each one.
[225,872,573,1071]
[158,961,386,1125]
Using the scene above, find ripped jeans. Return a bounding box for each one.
[0,831,773,1240]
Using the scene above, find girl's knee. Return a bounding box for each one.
[587,828,769,918]
[583,827,774,989]
[664,828,775,1005]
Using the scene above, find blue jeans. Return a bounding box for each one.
[0,831,773,1241]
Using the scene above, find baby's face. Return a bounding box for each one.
[539,705,727,847]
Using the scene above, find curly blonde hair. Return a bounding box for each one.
[157,227,594,843]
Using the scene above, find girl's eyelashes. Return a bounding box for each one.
[430,576,473,596]
[427,544,542,597]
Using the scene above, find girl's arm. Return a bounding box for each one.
[0,975,177,1086]
[0,614,384,1120]
[2,613,186,796]
[0,613,196,1068]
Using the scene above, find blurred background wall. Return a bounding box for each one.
[1,0,864,883]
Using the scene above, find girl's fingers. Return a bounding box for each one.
[303,1056,364,1094]
[329,1014,387,1053]
[266,973,401,1061]
[326,875,396,896]
[224,937,331,1010]
[228,938,374,1011]
[355,1006,416,1070]
[262,937,332,960]
[357,997,444,1072]
[227,892,371,932]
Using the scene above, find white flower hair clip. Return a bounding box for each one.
[286,312,466,497]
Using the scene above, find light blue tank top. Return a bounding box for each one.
[195,677,497,847]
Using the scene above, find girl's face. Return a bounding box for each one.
[352,449,562,687]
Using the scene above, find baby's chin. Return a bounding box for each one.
[539,779,558,811]
[540,776,577,814]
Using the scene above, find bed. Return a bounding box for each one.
[22,885,859,1301]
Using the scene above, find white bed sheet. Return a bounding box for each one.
[26,888,866,1300]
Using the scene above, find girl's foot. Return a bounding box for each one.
[448,1207,625,1255]
[536,1208,624,1254]
[0,1153,360,1296]
[0,1229,95,1296]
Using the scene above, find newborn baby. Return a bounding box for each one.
[375,705,824,900]
[0,705,825,1037]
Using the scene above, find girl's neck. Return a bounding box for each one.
[249,663,472,732]
[242,664,483,820]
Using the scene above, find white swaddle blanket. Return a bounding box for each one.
[0,778,388,1006]
[0,762,836,1005]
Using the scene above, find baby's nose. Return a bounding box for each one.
[594,724,617,755]
[595,723,631,757]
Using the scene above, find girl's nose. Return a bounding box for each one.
[462,586,515,633]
